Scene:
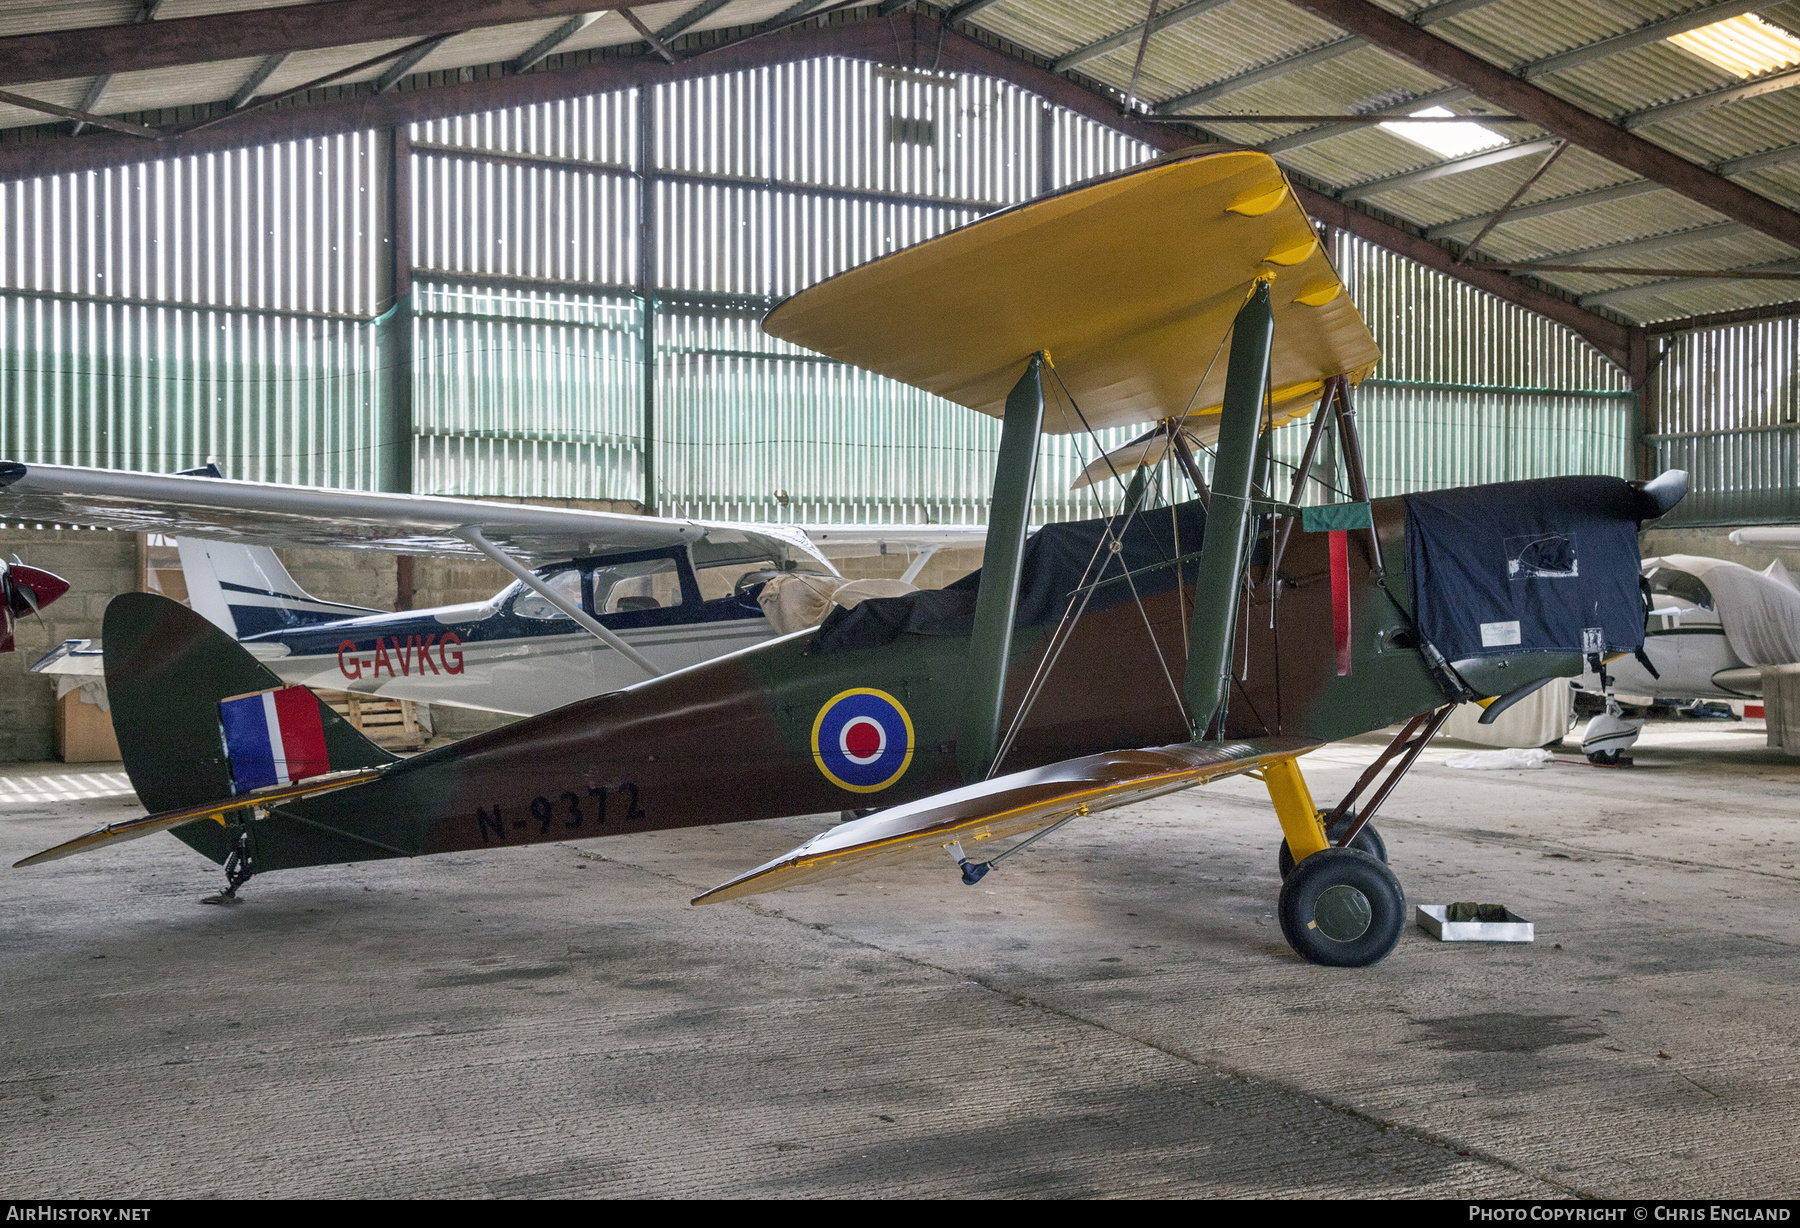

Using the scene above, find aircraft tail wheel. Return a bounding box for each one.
[1277,847,1406,968]
[1278,813,1386,879]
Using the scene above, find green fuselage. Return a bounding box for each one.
[103,492,1525,875]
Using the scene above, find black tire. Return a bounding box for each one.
[1277,847,1407,968]
[1278,813,1386,879]
[1587,749,1620,766]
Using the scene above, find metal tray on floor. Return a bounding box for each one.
[1416,904,1534,943]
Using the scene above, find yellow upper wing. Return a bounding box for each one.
[762,149,1379,435]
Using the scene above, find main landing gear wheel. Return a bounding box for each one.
[1276,847,1406,968]
[1278,812,1386,879]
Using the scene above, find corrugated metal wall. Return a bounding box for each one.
[1647,316,1800,526]
[1313,234,1636,500]
[0,56,1685,528]
[408,64,1153,523]
[0,135,387,488]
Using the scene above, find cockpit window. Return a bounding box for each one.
[690,535,830,601]
[1646,567,1714,611]
[513,568,585,620]
[695,557,780,601]
[593,558,681,613]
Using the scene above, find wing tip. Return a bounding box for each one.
[690,868,777,906]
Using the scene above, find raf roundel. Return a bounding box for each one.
[810,688,916,793]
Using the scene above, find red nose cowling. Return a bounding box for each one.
[0,560,71,653]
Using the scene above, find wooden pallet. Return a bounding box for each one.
[312,690,433,751]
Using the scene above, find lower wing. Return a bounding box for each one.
[693,736,1320,904]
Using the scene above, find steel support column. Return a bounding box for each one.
[638,88,658,516]
[375,125,415,495]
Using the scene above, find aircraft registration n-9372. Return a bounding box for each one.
[0,462,983,717]
[13,149,1687,968]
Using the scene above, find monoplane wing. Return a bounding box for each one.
[798,523,989,563]
[0,460,786,567]
[693,737,1320,904]
[762,149,1378,435]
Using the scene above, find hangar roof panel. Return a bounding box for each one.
[0,0,1793,327]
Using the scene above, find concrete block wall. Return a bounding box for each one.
[0,528,136,762]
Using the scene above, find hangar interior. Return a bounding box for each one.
[2,0,1799,1200]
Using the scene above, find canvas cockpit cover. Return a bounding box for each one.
[814,499,1207,652]
[1404,476,1653,663]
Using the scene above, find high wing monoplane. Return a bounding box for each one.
[0,462,981,716]
[14,149,1685,968]
[1569,551,1800,760]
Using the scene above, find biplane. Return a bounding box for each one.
[12,148,1685,968]
[0,461,980,716]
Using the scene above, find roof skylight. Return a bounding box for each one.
[1379,107,1510,160]
[1667,14,1800,79]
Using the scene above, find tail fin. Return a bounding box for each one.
[103,593,394,860]
[175,537,379,638]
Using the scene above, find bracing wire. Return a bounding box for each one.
[988,371,1192,776]
[1043,367,1188,713]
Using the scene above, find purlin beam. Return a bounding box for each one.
[656,0,733,42]
[1426,142,1800,241]
[510,12,604,74]
[1166,0,1773,149]
[0,11,1637,365]
[69,0,166,135]
[1055,0,1233,74]
[0,0,635,89]
[1282,0,1800,251]
[1643,297,1800,334]
[1578,257,1800,308]
[1517,0,1771,81]
[1279,35,1800,166]
[229,53,290,111]
[1338,136,1560,202]
[376,33,459,94]
[1255,85,1468,155]
[1623,63,1800,131]
[1304,188,1630,364]
[1149,0,1501,114]
[1524,221,1749,268]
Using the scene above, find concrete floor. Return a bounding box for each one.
[2,721,1797,1198]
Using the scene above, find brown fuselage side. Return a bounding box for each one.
[260,498,1451,872]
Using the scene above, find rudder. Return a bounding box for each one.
[175,537,379,637]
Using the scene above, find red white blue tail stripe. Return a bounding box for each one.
[219,686,330,795]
